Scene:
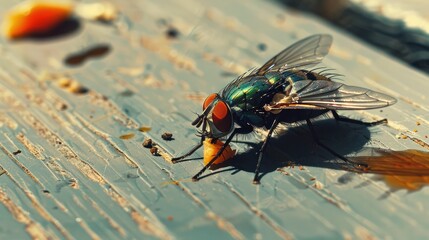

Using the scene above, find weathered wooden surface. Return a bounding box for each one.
[1,0,429,239]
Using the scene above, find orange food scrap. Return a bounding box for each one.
[2,1,73,39]
[203,138,236,166]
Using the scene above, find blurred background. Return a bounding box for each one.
[281,0,429,74]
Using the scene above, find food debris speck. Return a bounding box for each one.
[75,2,117,22]
[310,177,316,181]
[313,181,324,190]
[42,189,50,193]
[166,27,179,39]
[143,138,153,148]
[138,126,151,132]
[57,77,89,94]
[150,147,159,156]
[416,121,421,126]
[120,133,135,140]
[413,129,418,133]
[299,165,304,170]
[401,135,407,139]
[161,132,173,141]
[167,215,174,221]
[12,150,21,155]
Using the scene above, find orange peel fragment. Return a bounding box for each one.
[2,1,73,39]
[203,138,236,166]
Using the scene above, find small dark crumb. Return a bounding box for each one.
[310,177,316,181]
[43,190,50,194]
[12,150,22,155]
[161,132,173,141]
[72,86,89,94]
[120,89,134,97]
[379,109,383,112]
[143,138,153,148]
[167,215,174,221]
[126,173,139,179]
[257,43,267,51]
[58,103,68,110]
[150,147,160,156]
[166,27,180,39]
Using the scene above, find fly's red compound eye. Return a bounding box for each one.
[203,93,218,110]
[212,101,232,133]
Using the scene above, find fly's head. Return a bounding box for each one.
[192,93,234,139]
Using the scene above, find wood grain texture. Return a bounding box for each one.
[0,0,429,239]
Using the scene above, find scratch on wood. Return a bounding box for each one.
[0,114,18,129]
[86,196,127,237]
[107,187,172,240]
[223,182,293,240]
[159,168,244,239]
[0,159,72,239]
[25,190,73,240]
[17,111,169,237]
[73,114,139,169]
[206,211,245,240]
[202,52,248,75]
[403,135,429,150]
[399,97,429,111]
[88,92,138,128]
[75,217,101,240]
[0,140,43,186]
[21,112,106,184]
[140,35,202,75]
[0,188,51,240]
[16,133,45,160]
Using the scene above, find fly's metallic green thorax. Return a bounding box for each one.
[220,70,318,126]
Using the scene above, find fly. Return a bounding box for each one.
[172,34,396,184]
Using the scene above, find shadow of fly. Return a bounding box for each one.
[172,34,396,184]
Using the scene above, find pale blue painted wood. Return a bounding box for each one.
[0,0,428,239]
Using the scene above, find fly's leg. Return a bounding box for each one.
[331,110,387,126]
[171,142,203,163]
[172,119,207,163]
[306,119,368,168]
[253,118,280,184]
[192,125,253,181]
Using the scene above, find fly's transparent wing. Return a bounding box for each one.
[267,80,397,110]
[256,34,333,75]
